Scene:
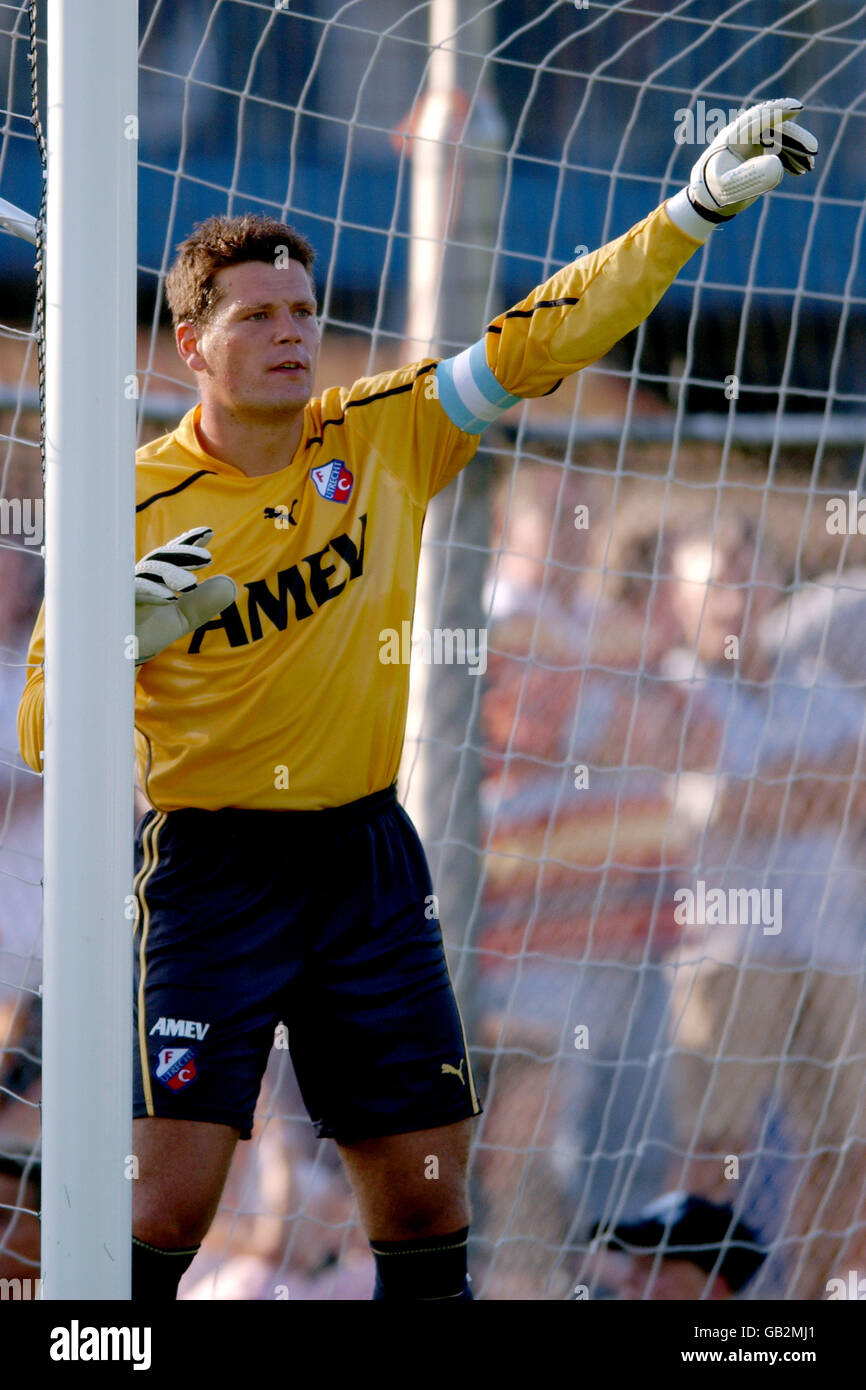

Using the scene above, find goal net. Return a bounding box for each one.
[2,0,866,1300]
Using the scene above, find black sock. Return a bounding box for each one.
[370,1226,473,1300]
[132,1235,200,1301]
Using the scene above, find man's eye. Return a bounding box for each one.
[248,311,267,320]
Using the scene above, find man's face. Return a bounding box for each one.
[178,259,321,419]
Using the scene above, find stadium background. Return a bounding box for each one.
[1,0,865,1299]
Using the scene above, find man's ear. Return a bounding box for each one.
[176,320,206,373]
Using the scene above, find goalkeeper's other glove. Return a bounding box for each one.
[134,526,237,667]
[666,97,817,240]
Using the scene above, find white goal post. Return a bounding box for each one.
[40,0,137,1299]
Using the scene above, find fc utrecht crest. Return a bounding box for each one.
[155,1047,198,1091]
[310,458,354,503]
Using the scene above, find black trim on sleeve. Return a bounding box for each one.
[486,296,580,333]
[305,361,436,448]
[136,470,217,514]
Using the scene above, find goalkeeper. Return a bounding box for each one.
[17,100,816,1302]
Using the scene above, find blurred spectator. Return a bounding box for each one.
[586,1192,766,1299]
[475,469,691,1298]
[181,1143,373,1300]
[0,1150,40,1285]
[0,993,40,1144]
[659,523,866,1298]
[181,1048,374,1299]
[478,492,866,1300]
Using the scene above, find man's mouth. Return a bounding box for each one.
[270,360,307,373]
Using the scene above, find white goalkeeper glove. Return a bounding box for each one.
[667,97,817,240]
[134,526,237,667]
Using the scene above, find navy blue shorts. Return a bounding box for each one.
[132,786,481,1142]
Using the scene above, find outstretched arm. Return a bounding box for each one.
[435,99,817,433]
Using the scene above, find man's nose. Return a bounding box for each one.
[274,311,303,339]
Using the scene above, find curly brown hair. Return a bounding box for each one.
[165,213,316,329]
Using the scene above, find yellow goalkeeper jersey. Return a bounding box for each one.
[18,200,701,810]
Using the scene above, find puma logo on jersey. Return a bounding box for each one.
[263,499,299,525]
[441,1060,465,1084]
[149,1016,210,1041]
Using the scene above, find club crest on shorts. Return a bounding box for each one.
[310,459,354,503]
[155,1047,198,1091]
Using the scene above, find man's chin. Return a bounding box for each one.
[242,387,313,416]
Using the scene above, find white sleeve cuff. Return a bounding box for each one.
[665,188,715,243]
[435,340,522,435]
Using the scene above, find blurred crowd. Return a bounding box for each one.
[474,460,866,1300]
[2,458,866,1300]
